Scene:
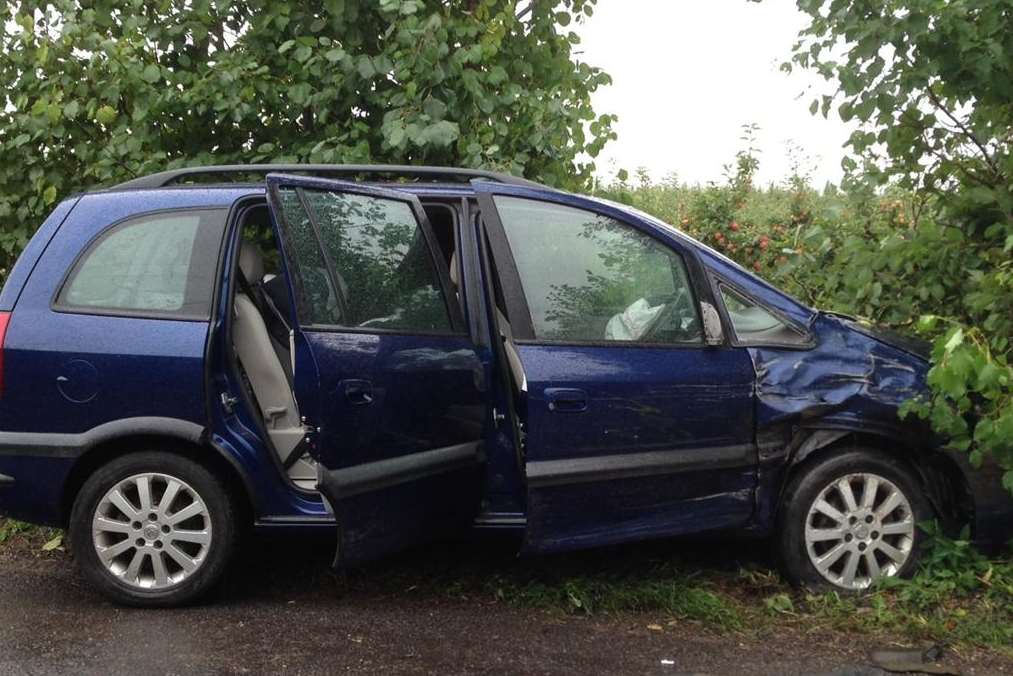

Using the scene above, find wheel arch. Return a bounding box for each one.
[60,419,255,528]
[777,427,974,535]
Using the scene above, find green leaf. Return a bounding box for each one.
[95,105,117,125]
[356,56,375,79]
[418,120,460,147]
[278,39,296,54]
[944,328,964,354]
[42,186,57,205]
[141,64,161,83]
[388,123,406,148]
[41,534,62,551]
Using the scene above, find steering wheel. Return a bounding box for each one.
[640,288,700,342]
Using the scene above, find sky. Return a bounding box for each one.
[576,1,856,188]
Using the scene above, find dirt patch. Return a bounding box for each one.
[0,534,1010,675]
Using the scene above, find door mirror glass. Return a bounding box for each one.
[699,301,724,346]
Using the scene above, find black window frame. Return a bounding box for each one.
[51,206,229,322]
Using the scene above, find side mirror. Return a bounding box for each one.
[700,302,725,346]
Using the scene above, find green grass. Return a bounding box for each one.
[357,529,1012,654]
[3,516,1010,653]
[0,518,62,550]
[484,568,744,629]
[0,518,34,544]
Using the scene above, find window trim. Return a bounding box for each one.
[710,276,816,350]
[479,192,709,349]
[50,206,229,322]
[266,176,466,337]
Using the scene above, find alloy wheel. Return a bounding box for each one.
[91,472,212,591]
[803,472,916,590]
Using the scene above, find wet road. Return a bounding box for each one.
[0,535,1009,675]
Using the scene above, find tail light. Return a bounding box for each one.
[0,311,10,397]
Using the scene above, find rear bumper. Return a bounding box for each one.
[0,455,73,526]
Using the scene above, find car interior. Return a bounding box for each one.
[228,200,463,490]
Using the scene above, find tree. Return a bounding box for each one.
[0,0,616,269]
[789,0,1013,493]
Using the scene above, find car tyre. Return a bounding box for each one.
[777,448,932,591]
[69,451,237,607]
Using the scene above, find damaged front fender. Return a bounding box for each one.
[753,314,928,431]
[749,313,936,530]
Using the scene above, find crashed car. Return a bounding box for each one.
[0,164,1009,607]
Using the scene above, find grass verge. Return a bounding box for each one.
[3,516,1010,654]
[358,526,1012,655]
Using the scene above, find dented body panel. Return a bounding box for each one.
[746,313,932,531]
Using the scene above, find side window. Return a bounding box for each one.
[56,209,226,318]
[493,196,701,344]
[718,284,807,345]
[277,187,453,333]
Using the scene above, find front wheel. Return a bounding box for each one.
[777,448,932,591]
[69,451,237,607]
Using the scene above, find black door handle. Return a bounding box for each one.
[341,379,374,406]
[545,388,588,413]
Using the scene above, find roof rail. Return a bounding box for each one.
[112,164,545,190]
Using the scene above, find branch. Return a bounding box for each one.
[925,87,1002,179]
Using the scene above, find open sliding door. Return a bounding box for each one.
[266,174,489,566]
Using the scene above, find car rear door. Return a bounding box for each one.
[266,174,488,567]
[474,182,758,553]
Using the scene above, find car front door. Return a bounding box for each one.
[475,183,758,553]
[266,175,488,567]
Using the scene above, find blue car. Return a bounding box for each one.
[0,165,1009,607]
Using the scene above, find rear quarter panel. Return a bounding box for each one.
[0,189,247,524]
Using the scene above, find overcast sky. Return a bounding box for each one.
[576,1,855,188]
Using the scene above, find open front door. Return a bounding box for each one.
[266,174,488,567]
[475,182,758,553]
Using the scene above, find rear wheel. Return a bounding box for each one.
[69,451,237,607]
[777,448,931,591]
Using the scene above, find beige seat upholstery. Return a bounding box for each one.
[233,243,305,466]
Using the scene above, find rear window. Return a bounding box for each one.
[55,209,227,319]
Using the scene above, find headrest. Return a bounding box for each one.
[239,241,264,284]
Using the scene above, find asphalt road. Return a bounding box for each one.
[0,534,1009,676]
